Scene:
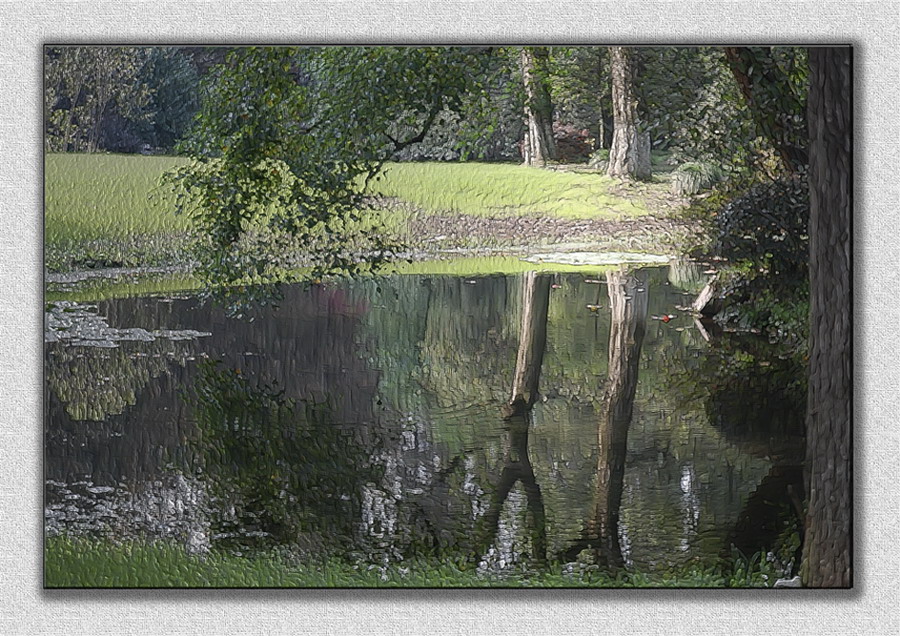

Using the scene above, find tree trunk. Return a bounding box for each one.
[607,47,651,180]
[477,271,552,566]
[520,47,557,167]
[801,46,852,588]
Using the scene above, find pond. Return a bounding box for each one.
[44,264,806,583]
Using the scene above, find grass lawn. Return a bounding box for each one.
[45,153,191,244]
[370,161,650,219]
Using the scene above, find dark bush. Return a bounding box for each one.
[710,175,810,349]
[552,122,595,162]
[715,175,809,280]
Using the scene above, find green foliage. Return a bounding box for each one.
[715,175,808,280]
[633,47,753,169]
[723,47,808,174]
[168,47,496,290]
[45,47,154,153]
[136,48,201,151]
[670,161,724,196]
[548,47,608,141]
[190,360,378,551]
[707,175,810,347]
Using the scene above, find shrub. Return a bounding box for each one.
[714,175,809,280]
[711,175,810,348]
[670,161,724,196]
[587,148,609,170]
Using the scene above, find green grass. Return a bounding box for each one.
[45,536,772,588]
[45,273,202,303]
[369,162,650,219]
[45,153,190,244]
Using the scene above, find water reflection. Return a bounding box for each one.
[44,265,805,578]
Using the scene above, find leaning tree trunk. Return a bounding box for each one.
[801,46,852,588]
[520,47,558,167]
[723,47,809,175]
[607,47,651,180]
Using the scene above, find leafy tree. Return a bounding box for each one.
[137,48,201,152]
[519,47,558,166]
[166,46,492,292]
[723,46,809,175]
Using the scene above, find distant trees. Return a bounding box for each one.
[44,46,201,153]
[45,47,151,153]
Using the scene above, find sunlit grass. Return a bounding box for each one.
[45,153,191,244]
[44,536,770,588]
[368,162,650,219]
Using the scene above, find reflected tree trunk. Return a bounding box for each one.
[520,47,558,167]
[476,271,551,565]
[563,270,648,566]
[505,271,552,418]
[477,414,547,566]
[801,46,851,588]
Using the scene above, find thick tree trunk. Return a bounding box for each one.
[801,46,852,588]
[607,47,651,180]
[520,47,558,167]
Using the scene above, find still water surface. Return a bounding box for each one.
[45,265,805,577]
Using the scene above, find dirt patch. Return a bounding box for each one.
[408,212,702,255]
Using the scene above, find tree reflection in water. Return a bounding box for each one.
[478,271,551,570]
[563,269,647,568]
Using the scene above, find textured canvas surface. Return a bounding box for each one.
[4,0,900,633]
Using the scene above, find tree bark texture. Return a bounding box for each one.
[520,47,558,167]
[607,47,651,180]
[801,46,852,588]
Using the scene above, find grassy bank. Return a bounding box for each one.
[45,536,772,588]
[44,154,680,272]
[45,153,192,271]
